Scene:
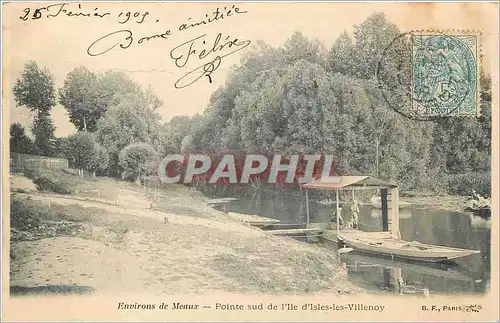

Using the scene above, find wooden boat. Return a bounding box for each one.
[304,177,481,264]
[337,230,480,263]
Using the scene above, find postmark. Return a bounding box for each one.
[376,30,481,120]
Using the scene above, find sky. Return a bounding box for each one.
[2,2,498,137]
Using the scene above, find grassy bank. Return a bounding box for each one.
[9,169,360,296]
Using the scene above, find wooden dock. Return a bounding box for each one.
[226,212,280,227]
[321,229,340,242]
[207,197,239,205]
[266,228,323,236]
[261,223,307,231]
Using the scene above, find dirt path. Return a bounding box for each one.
[20,192,268,235]
[10,189,359,296]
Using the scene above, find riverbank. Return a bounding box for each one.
[403,195,471,213]
[200,183,479,215]
[9,170,360,296]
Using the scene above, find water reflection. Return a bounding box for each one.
[337,252,483,295]
[371,208,413,219]
[213,193,491,295]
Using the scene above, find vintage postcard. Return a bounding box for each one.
[1,1,499,321]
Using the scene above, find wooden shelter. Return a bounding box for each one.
[303,176,480,263]
[303,176,400,238]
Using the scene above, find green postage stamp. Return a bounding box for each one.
[411,32,480,117]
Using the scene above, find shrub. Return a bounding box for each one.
[447,172,491,197]
[22,168,40,180]
[10,198,43,229]
[32,175,72,194]
[66,132,99,173]
[11,197,93,227]
[119,142,159,182]
[89,143,109,176]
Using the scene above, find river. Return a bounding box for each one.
[211,192,491,296]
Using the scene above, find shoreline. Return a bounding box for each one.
[9,171,362,297]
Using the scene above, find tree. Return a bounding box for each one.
[283,31,328,67]
[180,134,196,153]
[192,34,327,152]
[160,115,201,154]
[59,68,162,132]
[96,91,162,176]
[229,60,334,154]
[427,73,492,196]
[119,143,159,183]
[9,123,34,154]
[59,66,101,132]
[31,111,57,156]
[89,143,110,177]
[13,61,56,113]
[351,13,401,79]
[66,132,98,175]
[328,32,356,75]
[13,61,57,156]
[53,137,70,159]
[189,22,438,193]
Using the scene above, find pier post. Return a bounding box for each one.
[389,187,400,239]
[381,189,389,231]
[305,189,310,225]
[336,190,340,236]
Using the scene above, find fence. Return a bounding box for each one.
[10,152,69,171]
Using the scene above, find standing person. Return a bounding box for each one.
[341,199,353,229]
[351,198,360,229]
[331,203,343,229]
[341,198,360,229]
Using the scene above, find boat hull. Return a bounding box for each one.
[338,230,480,263]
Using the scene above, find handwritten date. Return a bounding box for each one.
[19,3,149,24]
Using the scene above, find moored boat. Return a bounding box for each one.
[303,176,481,264]
[337,230,480,263]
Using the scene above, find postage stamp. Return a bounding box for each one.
[411,32,480,117]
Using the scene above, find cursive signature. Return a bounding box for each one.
[86,30,251,89]
[170,33,251,89]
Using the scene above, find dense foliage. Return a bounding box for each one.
[10,13,491,196]
[10,123,35,154]
[185,14,491,196]
[59,69,163,132]
[95,90,162,176]
[65,132,109,176]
